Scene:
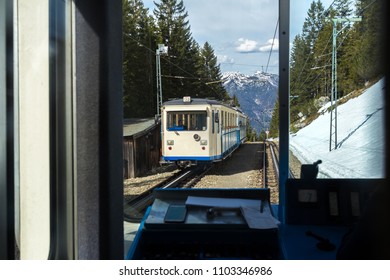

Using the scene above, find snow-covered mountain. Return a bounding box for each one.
[222,71,278,133]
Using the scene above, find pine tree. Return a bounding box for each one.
[231,94,240,107]
[269,97,279,138]
[290,0,328,123]
[123,0,157,118]
[335,0,384,93]
[246,122,257,142]
[352,0,385,82]
[302,0,326,50]
[333,0,353,17]
[286,0,385,132]
[311,17,332,100]
[290,34,312,122]
[197,42,229,100]
[338,25,363,93]
[123,0,227,118]
[154,0,199,100]
[331,0,355,97]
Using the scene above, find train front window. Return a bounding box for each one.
[167,111,207,131]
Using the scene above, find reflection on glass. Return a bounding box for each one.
[167,111,207,131]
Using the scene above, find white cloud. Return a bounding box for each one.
[142,0,281,74]
[236,38,279,53]
[217,54,235,64]
[259,38,279,52]
[235,38,259,53]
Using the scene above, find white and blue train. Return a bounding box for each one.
[161,96,247,168]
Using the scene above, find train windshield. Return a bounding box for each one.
[166,111,207,131]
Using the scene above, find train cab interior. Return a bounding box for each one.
[1,0,389,260]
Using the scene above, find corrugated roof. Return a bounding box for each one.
[123,118,159,137]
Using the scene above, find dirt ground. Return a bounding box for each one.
[124,142,273,199]
[193,142,264,189]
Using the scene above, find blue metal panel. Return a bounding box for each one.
[163,155,223,161]
[221,129,239,154]
[279,224,347,260]
[125,207,151,260]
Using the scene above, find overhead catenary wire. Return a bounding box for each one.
[356,0,378,16]
[290,0,370,100]
[291,1,336,95]
[292,26,354,100]
[265,18,279,74]
[291,0,377,98]
[126,35,225,95]
[219,62,278,69]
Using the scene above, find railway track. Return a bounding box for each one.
[262,140,296,204]
[124,164,213,222]
[124,141,295,221]
[264,141,279,188]
[261,141,279,204]
[264,141,296,180]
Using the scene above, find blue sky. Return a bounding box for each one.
[142,0,334,75]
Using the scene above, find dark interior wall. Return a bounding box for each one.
[74,0,123,259]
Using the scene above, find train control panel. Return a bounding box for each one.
[127,188,281,260]
[127,177,386,260]
[279,178,386,259]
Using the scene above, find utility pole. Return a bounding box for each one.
[156,44,168,117]
[329,16,361,151]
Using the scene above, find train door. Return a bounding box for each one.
[220,109,226,157]
[209,107,220,159]
[235,113,239,145]
[215,109,222,157]
[210,109,215,158]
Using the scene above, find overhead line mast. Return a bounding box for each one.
[329,16,362,151]
[156,44,168,117]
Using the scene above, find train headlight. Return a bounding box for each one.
[200,140,207,145]
[193,134,201,141]
[167,140,174,145]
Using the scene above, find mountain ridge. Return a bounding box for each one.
[222,71,278,133]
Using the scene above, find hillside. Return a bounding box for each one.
[289,78,385,178]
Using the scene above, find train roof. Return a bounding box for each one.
[163,97,245,114]
[163,98,222,106]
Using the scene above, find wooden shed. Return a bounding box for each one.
[123,118,161,179]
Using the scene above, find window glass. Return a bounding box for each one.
[167,111,207,131]
[212,111,215,134]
